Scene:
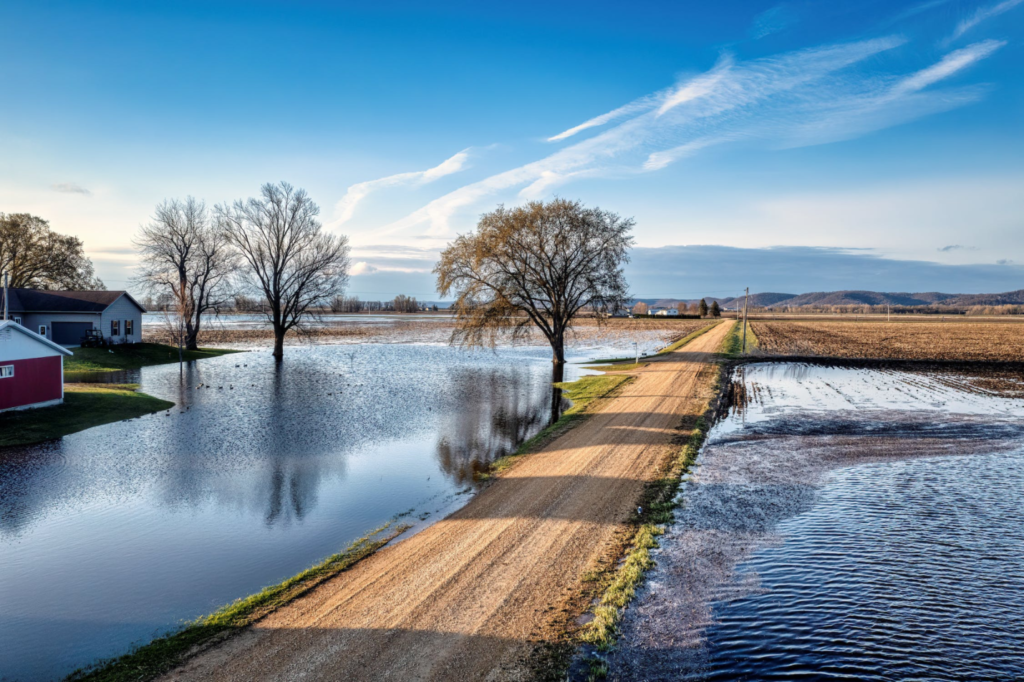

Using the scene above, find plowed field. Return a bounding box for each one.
[751,321,1024,361]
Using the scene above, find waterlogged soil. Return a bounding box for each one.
[609,362,1024,681]
[0,341,637,682]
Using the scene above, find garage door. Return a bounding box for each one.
[52,322,94,345]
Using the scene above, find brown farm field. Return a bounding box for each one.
[751,320,1024,362]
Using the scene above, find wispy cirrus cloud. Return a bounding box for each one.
[750,4,798,39]
[51,182,91,195]
[387,35,1004,236]
[950,0,1023,41]
[329,149,470,226]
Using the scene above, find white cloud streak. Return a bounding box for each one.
[51,182,91,195]
[330,149,470,226]
[547,95,662,142]
[387,35,1003,236]
[950,0,1024,41]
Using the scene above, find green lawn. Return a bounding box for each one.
[64,343,241,374]
[0,384,174,447]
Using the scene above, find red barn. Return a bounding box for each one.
[0,320,73,412]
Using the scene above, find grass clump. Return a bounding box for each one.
[67,523,408,682]
[481,373,633,480]
[0,384,174,447]
[64,343,241,374]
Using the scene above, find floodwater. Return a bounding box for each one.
[140,312,452,330]
[611,363,1024,681]
[0,341,629,682]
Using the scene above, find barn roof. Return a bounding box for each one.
[0,320,74,356]
[0,289,146,313]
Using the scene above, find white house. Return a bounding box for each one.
[0,289,146,346]
[655,308,679,316]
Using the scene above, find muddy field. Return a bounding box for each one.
[144,316,713,349]
[751,320,1024,362]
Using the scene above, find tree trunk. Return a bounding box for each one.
[549,363,565,425]
[272,326,286,360]
[186,318,200,351]
[551,330,566,367]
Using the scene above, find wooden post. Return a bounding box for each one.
[742,287,749,354]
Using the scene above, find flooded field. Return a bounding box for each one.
[0,340,642,682]
[611,363,1024,681]
[141,313,712,349]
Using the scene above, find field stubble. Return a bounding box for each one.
[751,320,1024,362]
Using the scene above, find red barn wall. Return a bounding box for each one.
[0,356,63,411]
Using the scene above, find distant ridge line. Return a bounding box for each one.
[636,289,1024,309]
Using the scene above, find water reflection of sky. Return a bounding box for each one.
[0,342,620,682]
[612,362,1024,681]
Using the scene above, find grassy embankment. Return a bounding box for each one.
[574,325,734,679]
[0,384,174,448]
[67,523,409,682]
[64,343,241,374]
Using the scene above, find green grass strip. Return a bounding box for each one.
[0,385,174,447]
[67,523,409,682]
[64,343,242,374]
[718,318,756,358]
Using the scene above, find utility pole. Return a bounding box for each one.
[887,304,890,322]
[741,287,749,354]
[2,272,7,321]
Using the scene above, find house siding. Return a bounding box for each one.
[0,356,63,411]
[21,313,102,343]
[100,295,144,344]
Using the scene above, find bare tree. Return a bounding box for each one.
[218,182,351,359]
[133,198,236,350]
[435,199,633,368]
[632,301,649,316]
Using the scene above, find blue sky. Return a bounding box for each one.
[1,0,1022,299]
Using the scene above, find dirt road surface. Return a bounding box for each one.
[160,321,733,682]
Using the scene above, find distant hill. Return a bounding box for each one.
[632,289,1024,310]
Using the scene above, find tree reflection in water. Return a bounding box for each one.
[435,365,567,486]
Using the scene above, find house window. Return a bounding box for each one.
[111,320,120,336]
[125,320,133,336]
[13,316,21,325]
[0,365,13,379]
[38,325,47,337]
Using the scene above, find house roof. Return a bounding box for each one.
[0,320,74,356]
[0,288,146,314]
